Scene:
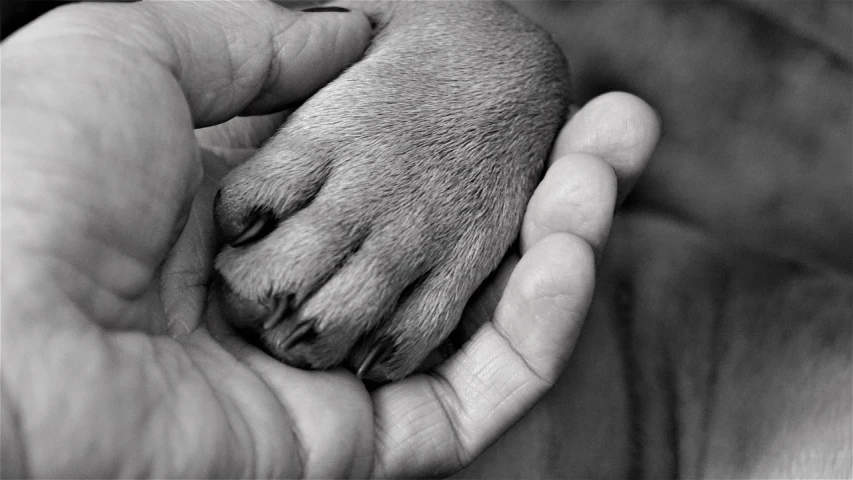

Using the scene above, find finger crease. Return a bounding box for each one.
[241,361,308,476]
[489,322,552,386]
[426,371,471,469]
[183,350,259,478]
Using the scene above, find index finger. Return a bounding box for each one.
[370,234,594,478]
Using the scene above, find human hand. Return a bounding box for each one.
[0,1,657,478]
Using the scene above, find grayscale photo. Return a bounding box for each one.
[1,0,851,478]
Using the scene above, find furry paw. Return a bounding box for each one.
[213,1,570,381]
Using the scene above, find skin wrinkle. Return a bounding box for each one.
[499,254,587,378]
[320,12,355,77]
[468,348,524,410]
[252,14,319,112]
[158,14,224,124]
[93,3,307,126]
[566,164,614,231]
[425,373,470,472]
[257,27,285,112]
[375,400,419,469]
[147,339,206,476]
[575,216,601,249]
[373,377,464,477]
[212,15,283,122]
[454,333,546,448]
[186,331,292,478]
[370,409,391,477]
[483,374,537,428]
[183,348,258,478]
[106,6,185,95]
[488,322,551,385]
[140,5,243,125]
[230,353,311,478]
[212,14,242,118]
[127,339,177,477]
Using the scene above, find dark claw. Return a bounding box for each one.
[262,295,290,331]
[230,210,277,248]
[280,320,318,350]
[213,189,222,212]
[302,6,350,12]
[356,338,394,379]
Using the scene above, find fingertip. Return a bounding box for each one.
[551,92,660,198]
[556,91,660,162]
[521,153,617,254]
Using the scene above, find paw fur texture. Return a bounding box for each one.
[213,0,570,381]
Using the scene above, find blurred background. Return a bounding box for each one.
[508,0,851,274]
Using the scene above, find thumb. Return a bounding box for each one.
[0,1,371,331]
[4,0,372,127]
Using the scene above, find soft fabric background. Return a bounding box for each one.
[457,2,852,477]
[512,0,851,273]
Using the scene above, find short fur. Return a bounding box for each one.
[213,1,570,380]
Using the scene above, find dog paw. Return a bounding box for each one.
[213,1,570,381]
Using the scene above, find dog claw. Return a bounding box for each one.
[263,296,290,331]
[213,189,222,212]
[356,338,394,379]
[281,321,318,350]
[231,210,277,247]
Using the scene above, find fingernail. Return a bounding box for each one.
[302,6,350,13]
